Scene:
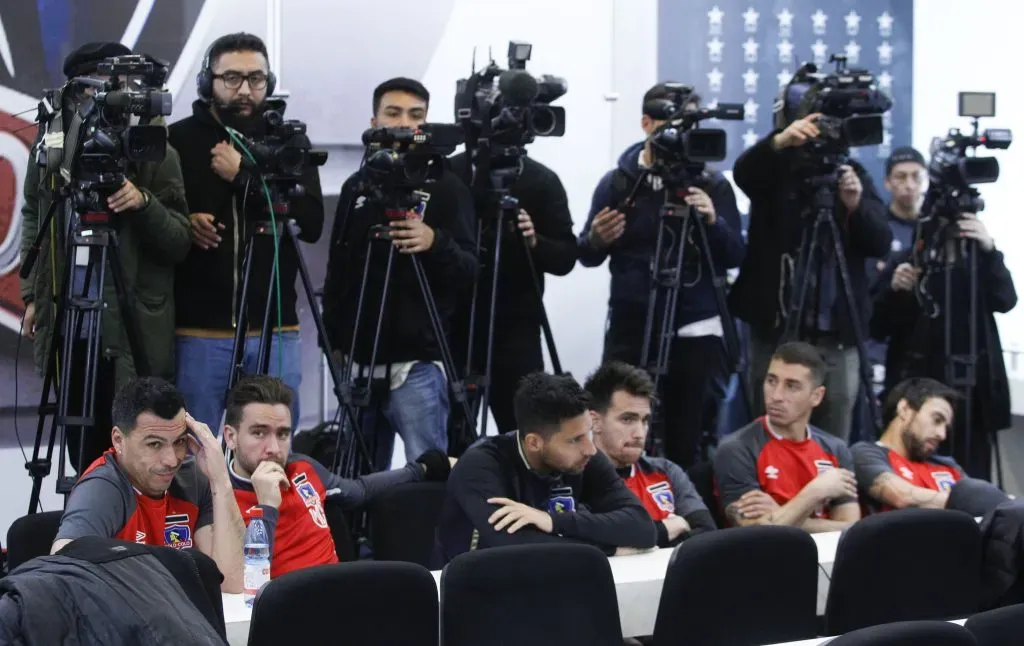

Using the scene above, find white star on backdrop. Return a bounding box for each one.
[742,7,760,33]
[708,5,725,35]
[844,10,861,36]
[777,68,792,89]
[706,98,719,110]
[777,8,794,37]
[878,41,893,66]
[743,68,759,94]
[878,11,894,37]
[743,128,760,148]
[811,9,828,35]
[811,39,828,65]
[777,39,794,63]
[707,37,724,63]
[707,67,724,93]
[743,98,759,124]
[743,37,760,63]
[877,129,893,158]
[878,70,893,90]
[844,40,861,64]
[849,147,861,160]
[883,110,893,129]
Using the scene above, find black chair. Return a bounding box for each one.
[441,543,621,646]
[965,603,1024,646]
[652,525,818,646]
[323,498,357,562]
[6,511,63,571]
[825,508,983,635]
[827,620,978,645]
[247,560,438,646]
[368,480,446,566]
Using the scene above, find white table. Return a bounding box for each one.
[764,618,968,645]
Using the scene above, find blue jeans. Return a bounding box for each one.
[175,332,302,434]
[360,362,448,471]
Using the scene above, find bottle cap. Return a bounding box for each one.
[248,506,264,520]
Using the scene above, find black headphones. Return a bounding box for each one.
[195,34,277,102]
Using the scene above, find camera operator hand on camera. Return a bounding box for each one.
[683,187,716,225]
[188,212,225,250]
[587,206,626,250]
[106,180,148,213]
[771,113,822,150]
[958,213,995,252]
[517,209,538,248]
[390,218,435,254]
[890,262,922,292]
[210,141,242,183]
[838,165,864,211]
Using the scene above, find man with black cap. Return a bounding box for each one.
[576,82,745,470]
[19,41,191,471]
[168,32,324,434]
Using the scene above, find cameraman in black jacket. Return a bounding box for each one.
[168,33,323,433]
[322,77,478,471]
[447,151,577,435]
[730,112,891,442]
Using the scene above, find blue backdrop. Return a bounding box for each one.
[658,0,914,201]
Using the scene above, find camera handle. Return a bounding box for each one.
[782,179,882,440]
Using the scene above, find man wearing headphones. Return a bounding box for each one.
[168,33,324,433]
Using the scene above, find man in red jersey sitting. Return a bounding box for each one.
[224,375,451,577]
[52,378,244,592]
[715,342,861,532]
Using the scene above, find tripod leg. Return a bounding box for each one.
[518,232,563,374]
[227,235,258,395]
[783,220,820,344]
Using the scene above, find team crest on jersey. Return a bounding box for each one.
[548,487,576,514]
[814,459,835,474]
[931,471,956,491]
[647,481,676,513]
[164,514,192,549]
[292,472,329,529]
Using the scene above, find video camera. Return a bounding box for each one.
[778,55,892,156]
[645,83,744,173]
[923,91,1012,218]
[455,41,567,151]
[356,123,465,213]
[233,100,328,191]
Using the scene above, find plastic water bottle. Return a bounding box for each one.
[243,508,271,607]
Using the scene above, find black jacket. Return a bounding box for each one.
[322,165,478,365]
[871,244,1016,436]
[168,100,325,330]
[729,134,892,343]
[436,431,657,565]
[448,153,577,333]
[0,536,226,645]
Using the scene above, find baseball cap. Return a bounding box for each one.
[885,146,926,176]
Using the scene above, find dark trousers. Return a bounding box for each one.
[482,325,544,434]
[604,308,728,470]
[61,340,116,473]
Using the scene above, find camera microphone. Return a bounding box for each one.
[498,70,538,107]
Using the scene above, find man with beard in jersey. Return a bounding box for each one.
[168,33,324,433]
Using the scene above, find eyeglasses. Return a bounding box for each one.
[213,71,268,90]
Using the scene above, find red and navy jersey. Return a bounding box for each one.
[230,453,424,578]
[851,441,964,513]
[55,450,212,549]
[620,456,707,522]
[714,417,856,520]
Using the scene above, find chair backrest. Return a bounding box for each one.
[323,498,357,562]
[247,561,438,646]
[441,543,622,646]
[828,620,978,646]
[825,508,983,635]
[965,603,1024,646]
[368,481,446,566]
[6,511,63,571]
[652,525,818,646]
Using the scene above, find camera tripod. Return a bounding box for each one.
[21,196,150,514]
[458,188,563,443]
[226,184,373,478]
[782,170,881,438]
[639,177,751,458]
[335,198,473,478]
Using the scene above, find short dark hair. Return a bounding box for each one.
[769,342,827,387]
[583,361,655,413]
[111,377,185,433]
[372,77,430,115]
[225,375,294,429]
[207,32,268,70]
[513,372,591,439]
[882,378,961,427]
